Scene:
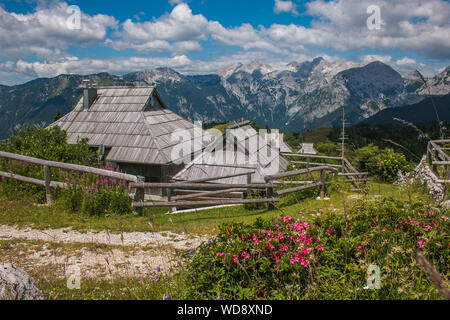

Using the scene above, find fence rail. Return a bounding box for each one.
[1,150,340,214]
[282,153,369,192]
[426,140,450,195]
[0,150,137,205]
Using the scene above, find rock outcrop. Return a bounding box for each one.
[413,156,446,202]
[0,264,43,300]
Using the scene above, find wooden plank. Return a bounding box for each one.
[290,161,341,168]
[0,171,46,186]
[416,252,450,300]
[0,151,138,182]
[265,166,337,181]
[172,188,245,201]
[429,142,450,161]
[0,171,67,189]
[431,139,450,144]
[275,181,327,196]
[133,176,145,215]
[132,198,280,208]
[172,189,245,198]
[266,183,275,210]
[282,154,343,161]
[338,172,369,176]
[273,180,314,185]
[130,182,271,190]
[172,171,255,184]
[432,161,450,165]
[320,169,325,199]
[44,165,52,205]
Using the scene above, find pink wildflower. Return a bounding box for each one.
[232,255,239,263]
[282,216,292,223]
[301,248,310,255]
[216,252,225,257]
[315,246,324,252]
[418,241,425,249]
[326,229,334,236]
[357,245,365,253]
[241,252,250,260]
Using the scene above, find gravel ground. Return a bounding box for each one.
[0,225,209,280]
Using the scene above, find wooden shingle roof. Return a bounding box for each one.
[174,121,289,183]
[51,86,211,164]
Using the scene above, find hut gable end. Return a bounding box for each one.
[49,86,209,166]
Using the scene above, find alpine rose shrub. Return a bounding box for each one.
[183,198,449,300]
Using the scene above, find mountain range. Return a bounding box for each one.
[0,58,449,139]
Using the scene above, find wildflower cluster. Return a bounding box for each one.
[184,215,327,300]
[57,165,132,216]
[183,198,448,300]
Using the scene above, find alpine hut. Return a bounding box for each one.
[50,83,212,194]
[173,121,289,185]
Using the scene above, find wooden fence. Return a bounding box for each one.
[282,153,370,192]
[0,150,339,214]
[129,165,338,213]
[0,151,138,205]
[426,140,450,184]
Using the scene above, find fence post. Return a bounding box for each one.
[134,176,145,216]
[266,180,275,211]
[246,173,252,199]
[320,169,325,200]
[44,165,52,205]
[167,187,174,213]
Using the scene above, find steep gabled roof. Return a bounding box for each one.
[51,86,210,164]
[298,143,318,155]
[173,121,289,183]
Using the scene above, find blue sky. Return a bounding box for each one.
[0,0,449,84]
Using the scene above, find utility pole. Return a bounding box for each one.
[338,107,347,173]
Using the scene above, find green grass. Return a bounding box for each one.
[38,276,180,300]
[0,180,437,301]
[0,181,432,235]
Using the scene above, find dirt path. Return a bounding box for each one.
[0,225,209,280]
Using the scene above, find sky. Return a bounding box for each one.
[0,0,449,85]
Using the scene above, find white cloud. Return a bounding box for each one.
[302,0,450,59]
[0,2,118,58]
[0,0,448,84]
[111,3,207,53]
[274,0,298,15]
[0,55,193,81]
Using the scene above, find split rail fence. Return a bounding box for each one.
[0,150,353,214]
[282,153,370,192]
[426,140,450,184]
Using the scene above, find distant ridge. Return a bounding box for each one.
[360,93,450,125]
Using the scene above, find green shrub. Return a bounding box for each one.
[57,168,132,216]
[0,124,131,216]
[0,124,97,203]
[355,144,411,182]
[182,198,449,300]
